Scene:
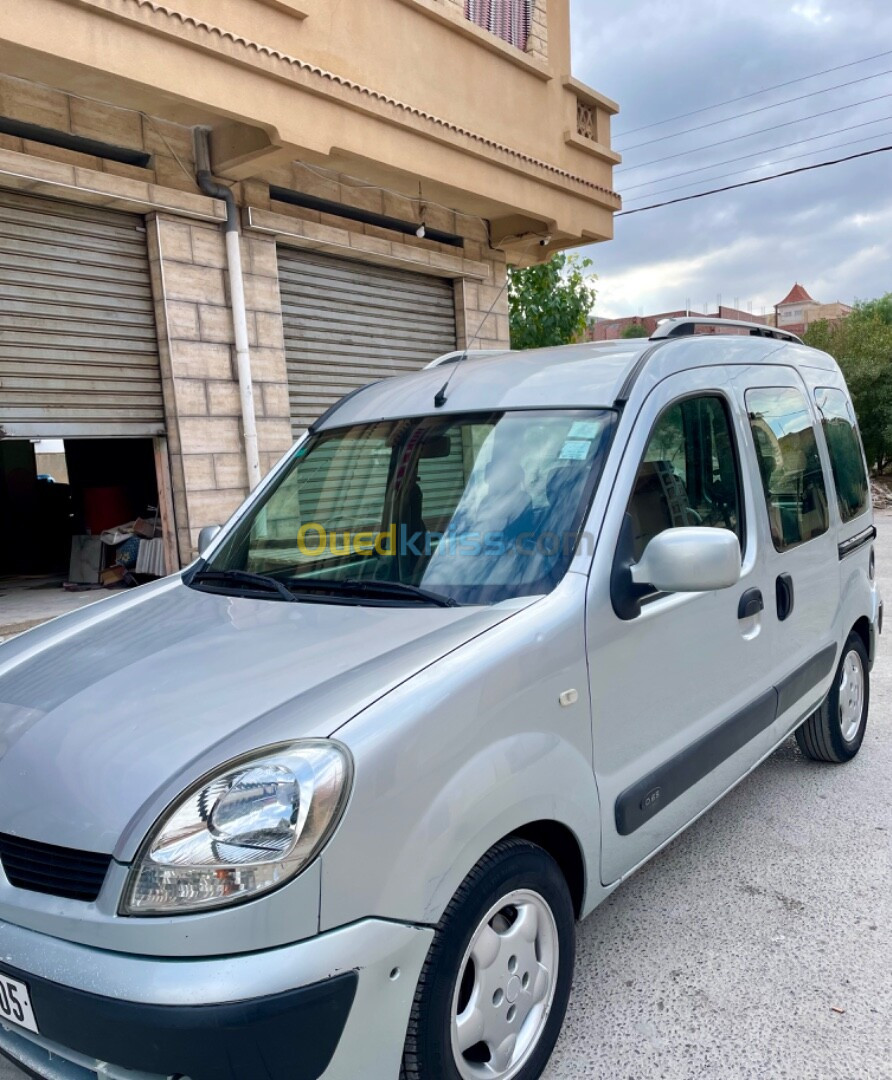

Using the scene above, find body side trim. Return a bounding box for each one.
[615,643,838,836]
[615,688,778,836]
[775,643,837,716]
[838,525,877,560]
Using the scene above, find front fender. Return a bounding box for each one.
[322,732,600,931]
[320,582,603,930]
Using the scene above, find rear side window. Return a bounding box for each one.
[746,387,829,551]
[814,387,869,522]
[627,395,744,562]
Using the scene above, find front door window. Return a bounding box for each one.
[626,394,745,566]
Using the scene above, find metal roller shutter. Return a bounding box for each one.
[277,247,458,436]
[0,189,163,439]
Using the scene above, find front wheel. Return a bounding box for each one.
[402,838,575,1080]
[796,632,869,763]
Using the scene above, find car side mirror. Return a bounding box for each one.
[632,527,741,594]
[197,525,222,557]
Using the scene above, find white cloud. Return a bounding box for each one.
[570,0,892,319]
[791,3,832,24]
[593,242,761,317]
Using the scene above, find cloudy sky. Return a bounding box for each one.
[569,0,892,318]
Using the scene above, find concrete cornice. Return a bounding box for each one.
[70,0,620,205]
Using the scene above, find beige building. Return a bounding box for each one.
[0,0,619,580]
[767,283,853,337]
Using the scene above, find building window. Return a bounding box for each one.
[465,0,533,51]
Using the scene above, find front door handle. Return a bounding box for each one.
[738,588,764,620]
[776,574,794,621]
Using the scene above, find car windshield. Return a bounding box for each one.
[194,409,616,606]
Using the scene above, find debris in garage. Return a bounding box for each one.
[68,509,165,587]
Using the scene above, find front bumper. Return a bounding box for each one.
[0,917,434,1080]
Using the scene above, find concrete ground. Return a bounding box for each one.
[1,520,890,1080]
[0,576,110,642]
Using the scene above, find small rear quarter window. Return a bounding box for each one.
[814,387,870,523]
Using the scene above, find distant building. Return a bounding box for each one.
[588,305,766,342]
[589,286,853,343]
[767,284,853,337]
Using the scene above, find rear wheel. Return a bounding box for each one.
[402,838,575,1080]
[796,632,869,763]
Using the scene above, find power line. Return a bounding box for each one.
[622,130,892,204]
[617,90,892,172]
[620,113,892,193]
[618,66,892,151]
[615,144,892,217]
[615,48,892,137]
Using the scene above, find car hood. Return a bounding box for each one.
[0,579,524,858]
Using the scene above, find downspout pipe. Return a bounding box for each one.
[193,127,262,491]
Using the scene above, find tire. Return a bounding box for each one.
[402,838,576,1080]
[796,632,869,763]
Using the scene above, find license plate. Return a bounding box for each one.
[0,974,38,1034]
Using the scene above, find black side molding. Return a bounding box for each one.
[838,525,876,560]
[615,688,778,836]
[775,643,837,717]
[615,644,839,836]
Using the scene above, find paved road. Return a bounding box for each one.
[2,520,890,1080]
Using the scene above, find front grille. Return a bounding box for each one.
[0,832,112,902]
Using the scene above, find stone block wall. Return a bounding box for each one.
[0,73,199,195]
[148,215,293,562]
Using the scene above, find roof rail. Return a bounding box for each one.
[425,349,508,369]
[650,317,803,345]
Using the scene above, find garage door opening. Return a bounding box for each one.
[0,437,165,637]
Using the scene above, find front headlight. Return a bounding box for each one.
[121,741,351,915]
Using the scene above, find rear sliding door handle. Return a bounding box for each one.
[776,574,795,621]
[738,588,764,620]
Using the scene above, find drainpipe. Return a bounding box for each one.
[193,127,262,490]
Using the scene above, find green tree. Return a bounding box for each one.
[621,323,649,339]
[804,293,892,472]
[508,254,596,350]
[857,293,892,325]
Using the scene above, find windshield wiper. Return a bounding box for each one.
[283,577,460,608]
[190,568,298,603]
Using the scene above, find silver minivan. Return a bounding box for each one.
[0,318,881,1080]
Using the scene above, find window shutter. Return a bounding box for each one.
[465,0,532,51]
